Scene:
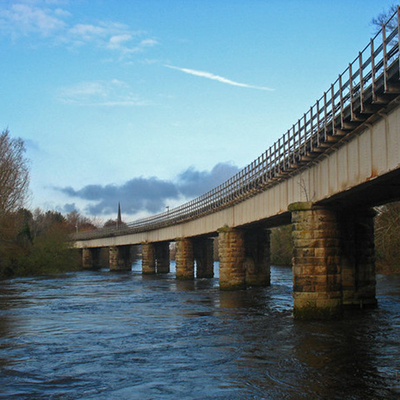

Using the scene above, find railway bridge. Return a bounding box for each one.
[74,9,400,318]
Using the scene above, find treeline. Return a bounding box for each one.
[0,129,98,279]
[0,209,96,279]
[375,201,400,274]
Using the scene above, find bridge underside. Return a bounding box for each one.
[318,167,400,210]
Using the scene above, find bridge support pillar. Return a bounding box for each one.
[289,202,342,319]
[194,238,214,278]
[109,245,131,271]
[82,248,101,270]
[244,229,271,287]
[176,238,194,280]
[218,227,246,290]
[340,208,377,308]
[155,242,170,273]
[142,242,156,274]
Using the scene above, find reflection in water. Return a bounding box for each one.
[0,265,399,399]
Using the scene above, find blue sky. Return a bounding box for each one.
[0,0,396,222]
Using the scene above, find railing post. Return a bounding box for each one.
[358,51,364,112]
[339,73,345,127]
[309,107,314,152]
[348,62,355,121]
[330,84,335,134]
[370,38,376,102]
[382,23,388,93]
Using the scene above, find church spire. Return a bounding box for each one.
[117,202,122,227]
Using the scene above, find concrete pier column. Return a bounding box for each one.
[175,238,194,280]
[142,242,156,274]
[194,238,214,278]
[218,227,246,290]
[244,229,271,287]
[109,245,131,271]
[289,202,342,319]
[82,247,101,269]
[341,208,377,308]
[155,242,170,274]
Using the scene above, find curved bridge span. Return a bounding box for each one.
[74,9,400,319]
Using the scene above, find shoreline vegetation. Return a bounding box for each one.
[0,129,96,280]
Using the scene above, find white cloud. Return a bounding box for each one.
[68,23,106,40]
[66,20,155,56]
[53,8,71,18]
[0,2,158,59]
[0,2,67,37]
[109,34,132,45]
[57,79,149,106]
[140,38,158,47]
[165,65,274,91]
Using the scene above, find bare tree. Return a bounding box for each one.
[375,201,400,273]
[0,129,29,214]
[65,210,98,233]
[371,4,398,33]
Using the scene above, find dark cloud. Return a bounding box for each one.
[58,203,77,214]
[59,177,180,216]
[56,162,240,216]
[178,162,240,197]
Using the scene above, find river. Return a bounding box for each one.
[0,263,399,399]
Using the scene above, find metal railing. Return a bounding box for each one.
[74,7,400,241]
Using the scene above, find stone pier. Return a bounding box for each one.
[289,202,343,319]
[218,227,246,290]
[194,238,214,278]
[109,245,131,271]
[142,242,156,274]
[82,247,101,270]
[155,242,170,273]
[244,229,271,287]
[340,208,377,308]
[289,201,377,319]
[176,238,194,280]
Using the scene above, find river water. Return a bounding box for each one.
[0,263,399,399]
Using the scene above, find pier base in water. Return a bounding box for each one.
[109,245,131,271]
[289,202,343,319]
[142,242,156,274]
[194,238,214,278]
[176,238,194,280]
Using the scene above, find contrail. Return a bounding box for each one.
[165,65,274,91]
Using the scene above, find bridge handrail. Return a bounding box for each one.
[74,7,400,241]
